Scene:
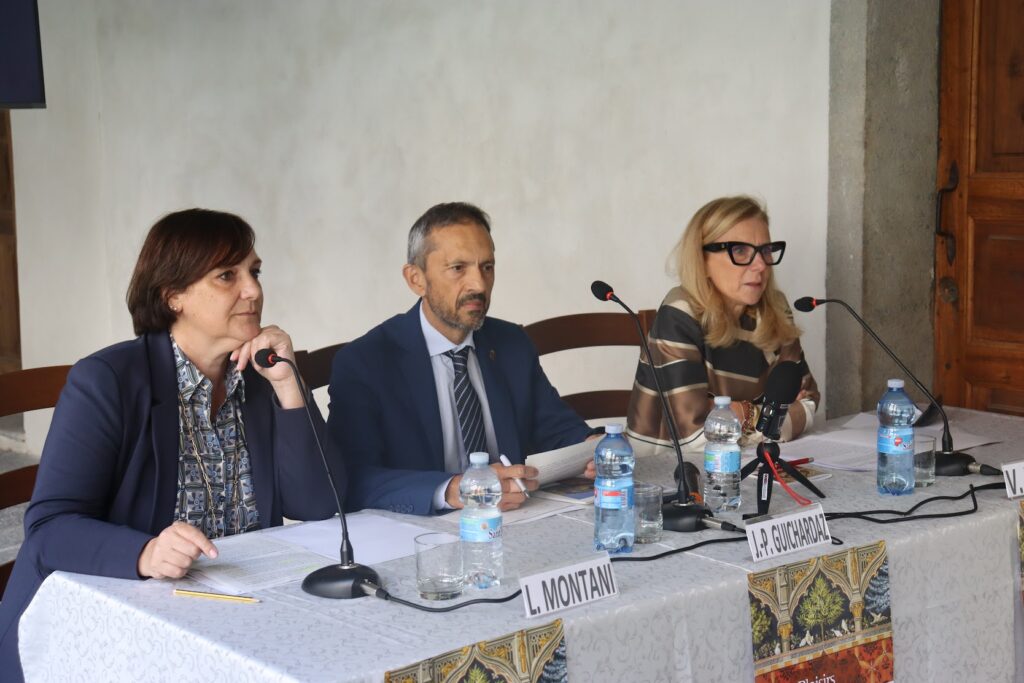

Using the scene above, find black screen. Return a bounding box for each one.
[0,0,46,108]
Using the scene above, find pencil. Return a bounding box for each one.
[785,457,814,467]
[173,588,260,604]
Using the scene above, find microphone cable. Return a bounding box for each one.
[358,482,1003,612]
[824,482,1002,525]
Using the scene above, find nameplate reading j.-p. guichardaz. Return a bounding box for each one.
[1001,459,1024,499]
[519,554,618,619]
[745,503,832,563]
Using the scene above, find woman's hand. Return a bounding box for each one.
[137,521,218,579]
[231,325,305,409]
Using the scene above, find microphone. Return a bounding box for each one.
[794,297,1001,477]
[591,280,711,532]
[756,361,804,440]
[254,348,381,597]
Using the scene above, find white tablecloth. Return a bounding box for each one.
[18,409,1024,682]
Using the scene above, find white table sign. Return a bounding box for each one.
[745,503,831,562]
[1001,460,1024,498]
[519,553,618,619]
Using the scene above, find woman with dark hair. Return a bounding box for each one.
[0,209,342,679]
[627,196,819,452]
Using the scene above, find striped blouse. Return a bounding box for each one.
[626,287,819,451]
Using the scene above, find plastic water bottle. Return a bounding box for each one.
[704,395,742,512]
[459,452,503,588]
[877,379,915,495]
[594,424,635,553]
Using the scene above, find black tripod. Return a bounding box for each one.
[740,440,825,518]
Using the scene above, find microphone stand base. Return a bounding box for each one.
[662,499,710,533]
[302,562,380,599]
[935,450,977,477]
[935,450,1001,477]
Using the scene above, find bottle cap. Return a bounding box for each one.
[887,379,905,389]
[469,452,489,465]
[713,395,731,407]
[604,423,624,434]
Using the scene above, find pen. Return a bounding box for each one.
[498,454,530,499]
[784,457,814,467]
[173,588,260,604]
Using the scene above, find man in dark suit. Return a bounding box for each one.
[328,202,593,515]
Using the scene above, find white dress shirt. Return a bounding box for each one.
[419,304,499,510]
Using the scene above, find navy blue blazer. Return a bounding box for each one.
[327,303,591,516]
[0,333,342,680]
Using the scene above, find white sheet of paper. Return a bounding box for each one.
[188,534,326,595]
[771,434,875,471]
[438,496,583,526]
[266,512,430,564]
[525,439,593,486]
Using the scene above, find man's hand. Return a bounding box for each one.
[137,521,218,579]
[443,463,541,511]
[583,459,596,479]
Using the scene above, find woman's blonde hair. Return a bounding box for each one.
[672,195,799,350]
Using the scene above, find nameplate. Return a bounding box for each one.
[1001,460,1024,498]
[746,503,831,562]
[519,554,618,619]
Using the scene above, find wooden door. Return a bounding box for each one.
[935,0,1024,416]
[0,111,20,376]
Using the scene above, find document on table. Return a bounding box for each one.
[266,512,430,564]
[189,513,433,595]
[839,412,999,450]
[525,439,593,486]
[438,496,583,526]
[188,534,327,595]
[772,434,874,472]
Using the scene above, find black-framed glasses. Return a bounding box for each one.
[702,241,786,266]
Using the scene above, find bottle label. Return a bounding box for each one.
[877,426,914,455]
[594,480,634,510]
[460,514,502,543]
[704,444,741,474]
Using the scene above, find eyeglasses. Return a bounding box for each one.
[702,241,786,266]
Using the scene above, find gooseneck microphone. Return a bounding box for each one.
[254,348,381,597]
[793,297,1000,477]
[591,281,712,532]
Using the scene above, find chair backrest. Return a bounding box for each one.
[293,343,346,391]
[0,365,71,595]
[523,310,656,420]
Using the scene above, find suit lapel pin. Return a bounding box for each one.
[489,349,496,361]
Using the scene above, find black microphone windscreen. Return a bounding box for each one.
[591,280,614,302]
[763,361,803,404]
[254,348,278,368]
[793,297,817,313]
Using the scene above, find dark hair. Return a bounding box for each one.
[126,209,255,335]
[407,202,491,268]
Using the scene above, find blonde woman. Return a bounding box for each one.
[626,196,818,452]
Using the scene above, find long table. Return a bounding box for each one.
[17,409,1024,681]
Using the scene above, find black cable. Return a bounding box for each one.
[368,482,1003,612]
[824,483,1001,525]
[609,533,746,562]
[363,581,522,612]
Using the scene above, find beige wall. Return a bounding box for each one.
[12,0,830,453]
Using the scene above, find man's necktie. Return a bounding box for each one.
[445,347,487,468]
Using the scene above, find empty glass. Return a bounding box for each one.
[414,532,463,600]
[634,482,664,544]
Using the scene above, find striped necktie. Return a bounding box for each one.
[444,347,487,468]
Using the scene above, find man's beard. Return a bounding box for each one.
[425,287,488,333]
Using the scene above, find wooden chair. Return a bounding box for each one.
[293,343,346,391]
[523,310,656,420]
[0,365,71,595]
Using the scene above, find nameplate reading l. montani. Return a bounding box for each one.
[519,554,617,619]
